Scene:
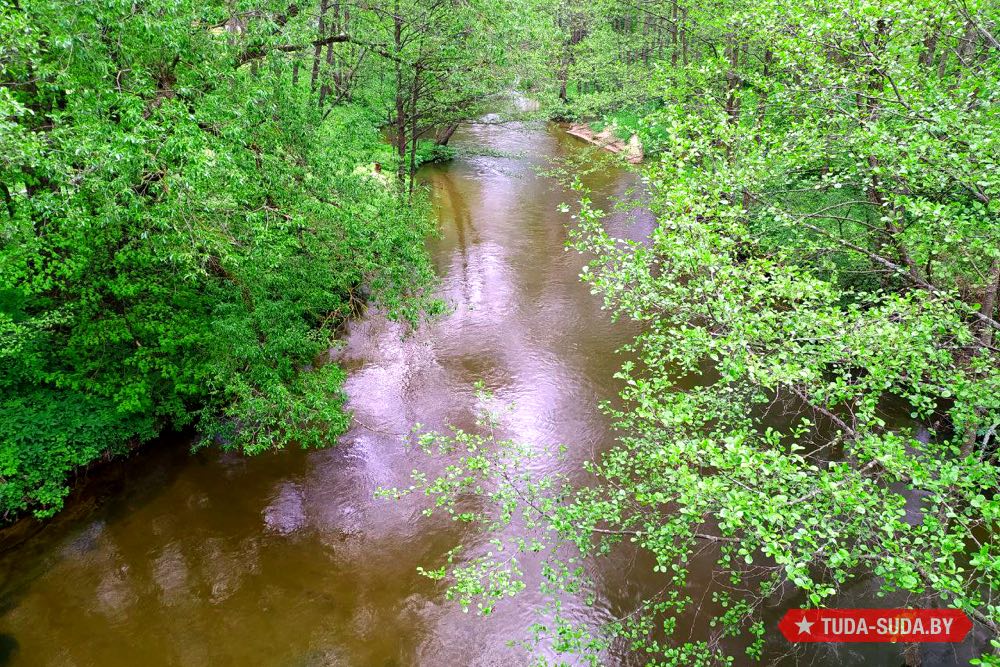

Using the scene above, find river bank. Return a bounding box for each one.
[565,122,644,163]
[0,120,648,666]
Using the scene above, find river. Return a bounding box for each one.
[0,120,654,666]
[0,120,978,667]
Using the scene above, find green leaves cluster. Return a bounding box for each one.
[0,0,435,517]
[390,0,1000,664]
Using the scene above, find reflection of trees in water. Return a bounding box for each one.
[433,168,480,312]
[0,124,642,667]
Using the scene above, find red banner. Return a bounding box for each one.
[779,608,972,643]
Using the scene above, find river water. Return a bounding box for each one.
[0,121,653,666]
[0,121,979,667]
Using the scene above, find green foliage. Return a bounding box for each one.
[387,0,1000,664]
[0,0,436,517]
[0,389,156,517]
[414,140,458,167]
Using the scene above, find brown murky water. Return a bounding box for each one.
[0,122,650,666]
[0,121,982,667]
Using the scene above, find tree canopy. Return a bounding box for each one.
[0,0,564,518]
[388,0,1000,664]
[3,0,1000,663]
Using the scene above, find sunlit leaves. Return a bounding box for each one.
[0,0,435,516]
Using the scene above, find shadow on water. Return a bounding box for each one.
[0,433,197,605]
[0,634,17,665]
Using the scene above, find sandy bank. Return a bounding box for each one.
[565,123,643,164]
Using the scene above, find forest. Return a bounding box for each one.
[1,0,999,665]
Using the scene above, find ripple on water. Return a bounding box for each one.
[0,120,647,667]
[262,482,306,536]
[152,543,192,606]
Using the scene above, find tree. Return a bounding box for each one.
[0,0,436,518]
[338,0,528,188]
[390,0,1000,664]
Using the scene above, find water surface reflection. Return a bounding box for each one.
[0,121,646,666]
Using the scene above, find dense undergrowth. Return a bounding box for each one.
[0,0,437,518]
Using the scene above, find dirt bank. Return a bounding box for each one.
[565,123,643,163]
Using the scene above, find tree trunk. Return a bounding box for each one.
[920,22,939,66]
[979,258,1000,348]
[394,4,406,184]
[319,2,339,106]
[754,49,773,143]
[435,122,460,146]
[724,32,741,126]
[310,0,329,94]
[558,46,570,102]
[681,7,689,65]
[670,0,678,66]
[408,68,420,197]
